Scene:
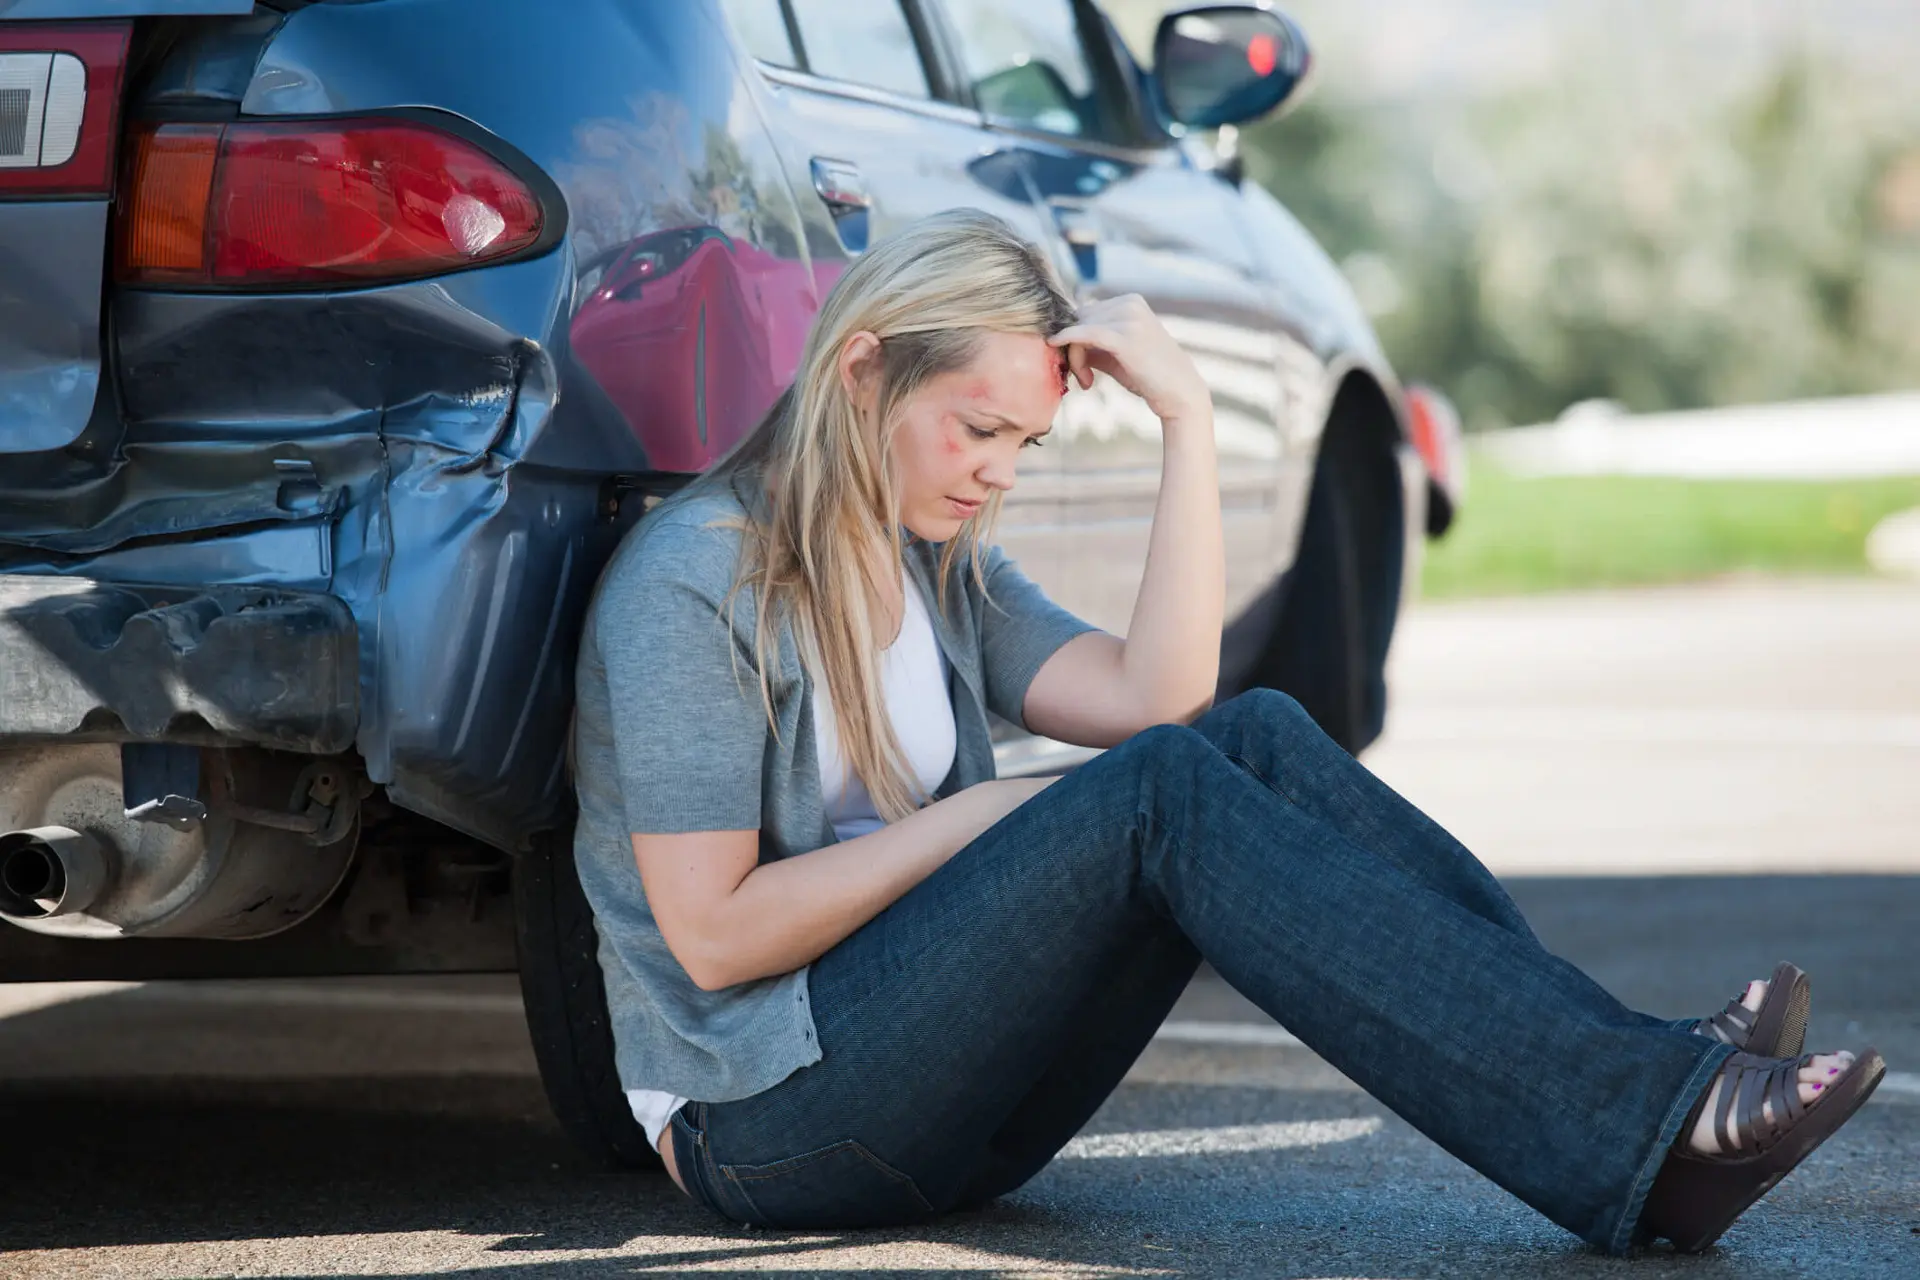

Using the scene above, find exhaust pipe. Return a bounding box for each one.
[0,827,108,920]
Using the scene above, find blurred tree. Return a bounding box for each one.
[1232,46,1920,429]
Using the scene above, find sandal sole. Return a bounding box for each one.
[1640,1048,1885,1253]
[1747,961,1811,1060]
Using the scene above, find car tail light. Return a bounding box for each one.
[1405,382,1466,504]
[0,24,132,198]
[116,118,544,287]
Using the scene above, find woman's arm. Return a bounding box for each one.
[634,775,1055,991]
[1021,296,1226,747]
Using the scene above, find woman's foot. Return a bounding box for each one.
[1645,1045,1885,1251]
[1686,1049,1855,1155]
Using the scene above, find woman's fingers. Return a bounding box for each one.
[1051,325,1127,392]
[1049,324,1125,352]
[1059,341,1094,390]
[1051,297,1208,422]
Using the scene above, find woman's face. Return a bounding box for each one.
[845,329,1066,543]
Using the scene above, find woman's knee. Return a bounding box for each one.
[1114,721,1215,770]
[1196,687,1322,755]
[1102,722,1227,813]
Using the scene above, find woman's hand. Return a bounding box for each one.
[1051,294,1212,432]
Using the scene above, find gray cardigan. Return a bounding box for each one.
[570,475,1098,1103]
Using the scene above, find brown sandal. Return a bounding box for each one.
[1637,1047,1886,1252]
[1692,961,1810,1059]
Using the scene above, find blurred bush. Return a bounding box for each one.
[1245,61,1920,429]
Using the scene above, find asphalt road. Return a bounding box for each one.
[2,577,1917,1279]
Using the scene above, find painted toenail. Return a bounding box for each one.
[1828,1067,1839,1075]
[1812,1082,1823,1091]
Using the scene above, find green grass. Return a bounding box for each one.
[1419,459,1920,599]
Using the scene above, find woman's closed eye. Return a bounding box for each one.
[967,424,1045,448]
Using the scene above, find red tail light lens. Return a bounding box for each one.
[117,118,545,287]
[1405,382,1467,503]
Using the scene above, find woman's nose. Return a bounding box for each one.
[978,454,1017,491]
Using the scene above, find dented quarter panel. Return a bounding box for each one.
[0,200,111,453]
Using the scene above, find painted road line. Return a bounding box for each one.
[0,981,524,1018]
[126,983,528,1015]
[1383,706,1920,750]
[1878,1071,1920,1099]
[1062,1116,1383,1159]
[0,981,139,1018]
[1152,1022,1920,1105]
[1154,1020,1303,1048]
[7,988,1913,1107]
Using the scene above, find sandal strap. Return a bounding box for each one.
[1705,1052,1810,1156]
[1698,999,1758,1046]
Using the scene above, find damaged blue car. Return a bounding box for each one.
[0,0,1463,1164]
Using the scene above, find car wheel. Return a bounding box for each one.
[514,822,661,1170]
[1248,410,1404,754]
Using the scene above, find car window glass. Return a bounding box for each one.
[942,0,1100,138]
[786,0,931,99]
[718,0,800,67]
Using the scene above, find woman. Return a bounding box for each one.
[569,209,1883,1255]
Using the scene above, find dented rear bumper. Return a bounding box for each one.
[0,577,357,752]
[0,264,638,854]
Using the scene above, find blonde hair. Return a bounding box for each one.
[697,208,1075,822]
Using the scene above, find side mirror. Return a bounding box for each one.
[1152,5,1311,130]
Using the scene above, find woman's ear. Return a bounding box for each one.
[838,331,883,417]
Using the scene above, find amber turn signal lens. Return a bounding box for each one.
[116,123,220,280]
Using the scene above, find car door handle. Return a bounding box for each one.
[810,157,870,217]
[1047,199,1099,248]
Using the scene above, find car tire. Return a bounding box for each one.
[514,821,661,1170]
[1248,413,1404,755]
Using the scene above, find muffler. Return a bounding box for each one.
[0,743,360,940]
[0,826,107,920]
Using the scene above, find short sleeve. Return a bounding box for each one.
[592,522,769,834]
[978,543,1101,730]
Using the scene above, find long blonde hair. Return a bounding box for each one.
[697,208,1075,822]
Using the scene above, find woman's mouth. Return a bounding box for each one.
[945,496,983,518]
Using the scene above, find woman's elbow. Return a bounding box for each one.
[678,937,744,992]
[687,962,735,993]
[1138,686,1215,731]
[656,918,739,992]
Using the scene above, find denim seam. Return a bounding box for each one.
[1161,738,1655,1248]
[678,1102,745,1224]
[1141,789,1432,1061]
[721,1139,935,1220]
[1221,749,1291,805]
[1606,1037,1737,1255]
[1158,765,1488,1069]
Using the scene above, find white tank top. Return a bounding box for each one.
[627,577,956,1149]
[812,581,956,841]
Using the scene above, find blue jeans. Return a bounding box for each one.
[669,689,1732,1254]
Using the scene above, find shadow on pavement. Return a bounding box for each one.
[0,873,1914,1277]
